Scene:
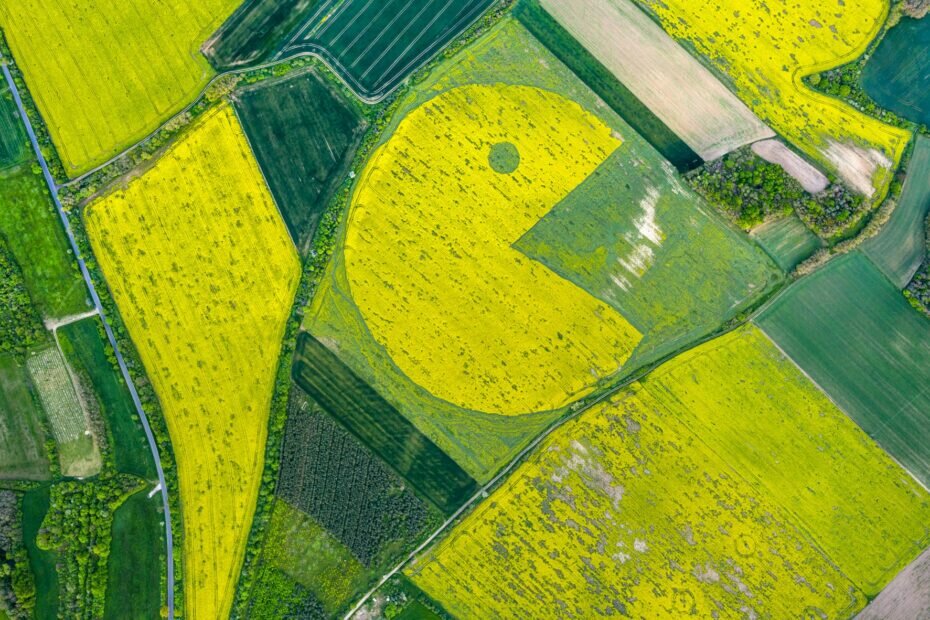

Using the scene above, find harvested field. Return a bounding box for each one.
[0,353,49,480]
[513,0,700,170]
[757,252,930,488]
[0,0,241,174]
[751,215,823,271]
[293,335,477,515]
[234,69,366,249]
[863,134,930,287]
[640,0,911,200]
[204,0,324,68]
[85,105,300,619]
[408,327,930,615]
[26,346,100,478]
[538,0,773,161]
[0,166,87,318]
[751,139,829,193]
[285,0,496,97]
[858,546,930,620]
[862,16,930,127]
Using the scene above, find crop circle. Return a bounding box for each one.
[489,141,520,174]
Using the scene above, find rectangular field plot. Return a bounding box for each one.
[408,327,930,617]
[758,252,930,488]
[751,214,823,271]
[0,353,49,480]
[640,0,910,200]
[234,70,366,249]
[26,346,101,478]
[293,334,478,515]
[84,104,300,620]
[103,489,163,620]
[534,0,772,161]
[863,134,930,287]
[289,0,497,97]
[0,0,241,174]
[0,87,27,170]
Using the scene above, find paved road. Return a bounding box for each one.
[2,62,175,619]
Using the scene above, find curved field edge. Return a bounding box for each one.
[84,105,300,619]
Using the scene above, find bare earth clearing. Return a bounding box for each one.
[752,139,829,193]
[858,546,930,620]
[539,0,773,160]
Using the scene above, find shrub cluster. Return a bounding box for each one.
[0,239,44,354]
[0,491,35,619]
[688,147,864,236]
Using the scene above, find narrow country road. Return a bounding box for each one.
[2,61,176,619]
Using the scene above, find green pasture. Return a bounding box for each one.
[0,353,49,480]
[513,0,700,171]
[0,89,27,170]
[752,215,823,271]
[21,487,57,620]
[235,69,366,249]
[757,252,930,487]
[103,489,162,620]
[57,317,154,479]
[861,17,930,127]
[293,335,478,515]
[863,134,930,287]
[0,166,87,319]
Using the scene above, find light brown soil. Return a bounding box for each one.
[752,139,829,193]
[857,546,930,620]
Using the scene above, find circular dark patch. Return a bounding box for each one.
[489,142,520,174]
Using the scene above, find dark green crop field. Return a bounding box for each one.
[277,390,440,567]
[0,353,49,481]
[56,317,154,479]
[293,333,478,515]
[513,0,701,171]
[861,17,930,126]
[235,70,366,249]
[863,134,930,288]
[0,89,27,170]
[103,490,162,620]
[21,487,57,620]
[757,252,930,487]
[205,0,325,69]
[751,215,823,272]
[289,0,497,97]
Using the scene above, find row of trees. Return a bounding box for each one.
[0,491,35,619]
[688,147,864,235]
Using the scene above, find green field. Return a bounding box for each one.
[0,353,48,480]
[758,252,930,487]
[751,215,823,271]
[0,166,87,319]
[234,70,366,248]
[56,317,154,479]
[397,600,441,620]
[293,335,478,515]
[284,0,497,97]
[103,490,162,620]
[863,134,930,287]
[862,16,930,126]
[0,88,27,170]
[278,389,440,566]
[21,487,57,620]
[205,0,324,68]
[513,0,700,171]
[26,346,101,478]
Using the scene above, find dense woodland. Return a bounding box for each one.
[0,238,44,354]
[36,476,142,619]
[688,147,865,235]
[0,491,35,619]
[278,391,439,567]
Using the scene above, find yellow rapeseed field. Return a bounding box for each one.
[85,105,300,619]
[345,84,641,415]
[0,0,240,175]
[640,0,911,199]
[408,326,930,615]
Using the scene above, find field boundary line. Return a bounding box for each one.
[1,60,176,618]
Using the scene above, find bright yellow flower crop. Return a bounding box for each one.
[85,106,300,619]
[345,84,641,415]
[0,0,239,174]
[641,0,911,199]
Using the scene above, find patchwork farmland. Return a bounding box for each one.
[639,0,911,200]
[85,105,300,619]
